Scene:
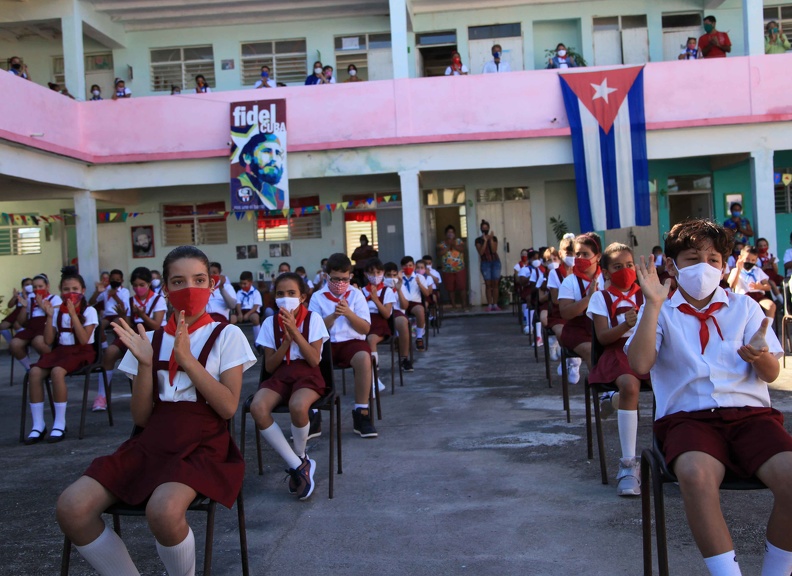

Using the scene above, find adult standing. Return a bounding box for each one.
[482,44,511,74]
[475,220,501,311]
[351,235,377,284]
[723,202,753,245]
[437,225,467,310]
[444,52,469,76]
[699,15,731,58]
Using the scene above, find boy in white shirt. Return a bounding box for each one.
[627,219,791,576]
[384,262,413,372]
[399,256,432,351]
[94,269,131,346]
[728,247,777,319]
[207,262,238,323]
[308,253,376,438]
[234,271,262,340]
[363,259,398,393]
[295,266,315,296]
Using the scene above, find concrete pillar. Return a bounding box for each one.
[399,169,422,258]
[750,148,776,255]
[62,0,86,100]
[743,0,765,57]
[389,0,411,79]
[74,190,99,292]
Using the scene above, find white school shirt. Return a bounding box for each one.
[97,287,131,318]
[400,273,426,304]
[298,276,315,291]
[518,265,544,286]
[558,272,606,302]
[256,312,329,361]
[51,306,99,345]
[445,65,469,76]
[362,284,398,315]
[313,272,328,289]
[586,289,641,339]
[427,267,442,285]
[419,273,436,291]
[253,79,276,89]
[206,281,237,319]
[729,266,770,295]
[131,292,168,326]
[625,288,782,420]
[307,285,371,343]
[545,268,568,292]
[118,322,257,403]
[482,60,512,74]
[29,294,63,318]
[236,288,262,311]
[727,255,737,269]
[115,87,131,97]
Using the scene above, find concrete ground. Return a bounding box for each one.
[1,312,791,576]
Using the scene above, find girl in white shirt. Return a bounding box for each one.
[207,261,238,323]
[11,273,62,371]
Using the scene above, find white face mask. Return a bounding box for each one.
[92,90,100,96]
[151,279,161,288]
[530,259,541,268]
[548,261,560,270]
[558,50,567,57]
[349,69,357,77]
[366,274,384,286]
[674,261,723,301]
[563,256,575,267]
[314,67,323,74]
[276,296,301,312]
[24,284,34,294]
[383,278,395,288]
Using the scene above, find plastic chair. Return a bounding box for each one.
[240,340,342,498]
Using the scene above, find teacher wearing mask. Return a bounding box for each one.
[475,220,502,311]
[723,202,754,245]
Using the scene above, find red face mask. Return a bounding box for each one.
[211,275,221,286]
[521,255,528,262]
[34,288,49,298]
[62,292,83,306]
[403,266,415,276]
[573,257,596,275]
[167,287,211,316]
[133,285,150,299]
[610,267,637,290]
[757,247,768,256]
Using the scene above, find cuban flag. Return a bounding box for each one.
[559,66,650,232]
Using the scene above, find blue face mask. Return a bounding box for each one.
[261,72,269,78]
[493,51,500,59]
[732,210,742,218]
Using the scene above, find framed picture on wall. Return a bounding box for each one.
[247,244,259,259]
[131,226,154,259]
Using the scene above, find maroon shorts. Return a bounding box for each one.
[589,346,648,385]
[331,339,371,368]
[34,344,96,373]
[405,302,424,316]
[1,307,22,325]
[392,310,406,320]
[443,270,467,292]
[369,313,391,338]
[559,320,592,351]
[259,360,327,401]
[654,407,792,479]
[14,316,47,342]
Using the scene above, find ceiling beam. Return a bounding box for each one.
[412,0,581,13]
[92,0,380,12]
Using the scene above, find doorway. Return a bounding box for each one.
[424,187,468,303]
[667,174,712,226]
[416,30,458,77]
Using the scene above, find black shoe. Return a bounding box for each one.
[352,408,378,438]
[401,358,414,372]
[307,410,322,440]
[47,427,67,443]
[24,427,47,445]
[416,337,425,351]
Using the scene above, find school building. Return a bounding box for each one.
[1,0,792,307]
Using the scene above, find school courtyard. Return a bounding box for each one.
[0,313,789,576]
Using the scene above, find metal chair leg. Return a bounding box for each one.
[641,452,653,576]
[585,380,593,460]
[236,491,250,576]
[204,501,216,575]
[60,535,72,576]
[592,381,608,485]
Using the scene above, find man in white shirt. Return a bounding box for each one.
[254,65,276,89]
[482,44,512,74]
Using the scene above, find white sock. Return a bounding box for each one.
[252,324,261,340]
[354,403,368,410]
[528,309,535,326]
[1,329,12,343]
[549,335,558,347]
[53,402,67,432]
[259,422,301,469]
[98,369,112,397]
[416,327,425,338]
[617,410,638,460]
[156,527,195,576]
[761,540,792,576]
[535,323,542,338]
[29,402,45,433]
[704,550,742,576]
[290,422,309,459]
[18,356,31,370]
[74,524,140,576]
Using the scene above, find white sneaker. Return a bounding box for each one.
[616,457,641,497]
[523,325,531,335]
[567,358,580,384]
[549,337,560,361]
[377,378,386,393]
[599,391,616,420]
[557,362,563,376]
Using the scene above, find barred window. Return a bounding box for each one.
[256,196,321,241]
[151,46,215,92]
[53,53,113,85]
[241,39,307,86]
[0,215,41,256]
[162,202,227,246]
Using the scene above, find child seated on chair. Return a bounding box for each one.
[11,273,62,373]
[308,253,377,438]
[250,272,329,500]
[0,276,33,345]
[207,261,238,323]
[415,259,437,308]
[517,249,544,337]
[56,246,256,576]
[586,243,648,497]
[90,269,131,342]
[545,234,576,363]
[363,258,397,393]
[627,219,792,576]
[25,266,98,444]
[539,247,560,348]
[233,270,262,341]
[399,256,431,351]
[384,261,413,372]
[728,246,777,320]
[422,254,442,292]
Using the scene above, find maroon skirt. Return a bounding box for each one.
[331,339,371,368]
[34,344,95,372]
[1,307,22,325]
[559,316,592,350]
[259,359,327,400]
[369,313,391,338]
[84,401,244,509]
[14,316,47,342]
[589,341,648,385]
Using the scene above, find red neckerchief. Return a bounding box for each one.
[323,290,350,303]
[677,302,726,354]
[277,305,308,364]
[163,312,214,385]
[606,284,641,317]
[134,290,154,309]
[573,267,600,285]
[557,265,568,279]
[364,283,386,301]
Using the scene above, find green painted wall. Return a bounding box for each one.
[774,150,792,255]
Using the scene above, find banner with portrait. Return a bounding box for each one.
[230,99,288,211]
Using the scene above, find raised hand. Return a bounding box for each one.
[369,287,381,304]
[636,255,670,304]
[280,307,297,337]
[40,299,54,317]
[65,298,77,317]
[111,318,153,367]
[586,278,599,297]
[114,302,126,316]
[172,311,194,367]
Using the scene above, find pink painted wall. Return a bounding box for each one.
[1,55,792,165]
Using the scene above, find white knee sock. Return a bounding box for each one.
[1,329,12,343]
[29,402,45,433]
[252,324,261,340]
[522,304,529,324]
[416,327,425,338]
[704,550,742,576]
[74,524,140,576]
[156,526,195,576]
[98,370,112,397]
[528,309,535,326]
[18,356,31,371]
[617,410,638,459]
[260,422,301,469]
[761,540,792,576]
[53,402,68,432]
[290,422,309,459]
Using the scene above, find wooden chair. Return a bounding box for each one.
[60,424,249,576]
[640,437,765,576]
[240,340,342,498]
[19,325,109,442]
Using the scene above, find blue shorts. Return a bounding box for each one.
[480,260,502,281]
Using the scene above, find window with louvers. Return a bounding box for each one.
[257,196,321,241]
[0,220,41,256]
[241,39,307,86]
[151,46,215,92]
[162,202,227,246]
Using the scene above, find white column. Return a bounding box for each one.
[399,169,422,257]
[743,0,765,57]
[750,148,776,255]
[74,190,99,292]
[62,0,86,100]
[389,0,410,79]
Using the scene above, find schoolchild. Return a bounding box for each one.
[207,262,238,323]
[91,269,132,343]
[399,256,431,351]
[150,270,163,295]
[363,258,398,392]
[755,237,783,302]
[546,234,575,363]
[234,271,263,340]
[11,273,62,372]
[517,249,544,336]
[25,267,98,444]
[308,253,376,437]
[0,277,33,343]
[295,266,315,296]
[314,258,329,290]
[384,262,413,372]
[56,246,256,576]
[251,272,329,500]
[558,232,606,384]
[422,255,443,288]
[628,219,792,576]
[586,243,648,496]
[728,247,777,319]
